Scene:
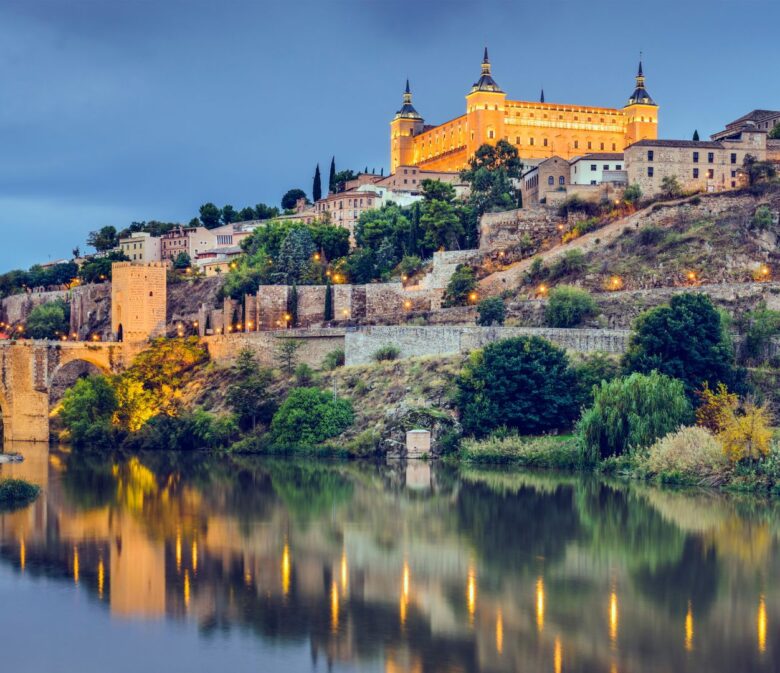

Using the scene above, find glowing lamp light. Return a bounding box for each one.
[468,292,478,303]
[313,253,321,261]
[341,309,349,317]
[687,271,697,283]
[404,300,412,310]
[537,284,548,296]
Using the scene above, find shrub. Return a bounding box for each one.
[719,401,774,464]
[738,305,780,365]
[636,224,666,247]
[373,344,400,362]
[623,293,745,399]
[476,297,506,326]
[443,264,477,307]
[294,363,315,386]
[643,426,727,482]
[549,249,588,281]
[623,183,642,203]
[459,434,580,469]
[398,255,424,277]
[457,336,580,437]
[572,352,621,406]
[525,257,548,284]
[750,205,774,231]
[557,194,599,218]
[578,372,693,462]
[59,375,119,448]
[270,387,354,449]
[0,479,41,511]
[226,349,276,431]
[696,383,738,433]
[25,299,70,340]
[545,285,597,327]
[322,349,345,370]
[276,338,302,375]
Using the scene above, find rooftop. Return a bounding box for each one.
[629,139,723,150]
[571,153,625,163]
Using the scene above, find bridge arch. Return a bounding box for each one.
[48,358,110,406]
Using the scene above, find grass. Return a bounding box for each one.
[459,433,580,469]
[0,479,41,511]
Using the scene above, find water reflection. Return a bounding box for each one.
[1,443,779,672]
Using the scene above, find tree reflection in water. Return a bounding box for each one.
[0,445,778,672]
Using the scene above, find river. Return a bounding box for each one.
[0,443,777,672]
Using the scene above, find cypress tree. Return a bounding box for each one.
[313,164,322,202]
[324,281,334,321]
[692,129,700,141]
[328,156,336,194]
[287,284,299,328]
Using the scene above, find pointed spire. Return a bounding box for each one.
[405,78,410,95]
[394,79,422,120]
[626,54,656,107]
[540,88,545,103]
[483,47,489,63]
[470,47,503,93]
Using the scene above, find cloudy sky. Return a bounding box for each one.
[0,0,778,270]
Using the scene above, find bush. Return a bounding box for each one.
[572,352,621,406]
[476,297,506,326]
[750,205,774,231]
[719,401,774,464]
[270,387,354,449]
[636,224,666,247]
[457,336,580,437]
[545,285,597,327]
[373,344,400,362]
[623,293,745,399]
[443,264,476,307]
[0,479,41,511]
[398,255,424,277]
[294,363,315,386]
[623,183,642,203]
[549,249,588,281]
[322,349,345,370]
[59,375,119,448]
[25,299,70,340]
[738,305,780,365]
[459,434,580,468]
[578,372,693,462]
[643,426,727,482]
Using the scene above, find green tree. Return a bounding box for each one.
[578,371,693,462]
[623,183,642,203]
[443,264,477,307]
[420,183,465,251]
[623,293,745,398]
[173,252,191,270]
[660,175,683,198]
[226,348,276,431]
[198,202,222,229]
[743,154,777,187]
[331,170,356,193]
[270,387,353,449]
[457,336,580,437]
[460,140,523,216]
[769,123,780,140]
[692,129,700,141]
[476,297,505,326]
[313,163,322,202]
[221,205,238,224]
[309,221,350,260]
[282,188,307,211]
[344,247,377,284]
[545,286,597,327]
[324,281,334,321]
[276,339,302,375]
[277,228,316,284]
[328,156,336,193]
[25,299,70,339]
[87,226,119,252]
[78,251,129,284]
[254,203,280,220]
[572,352,622,406]
[238,207,256,221]
[355,204,410,259]
[59,375,118,448]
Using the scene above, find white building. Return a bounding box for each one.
[570,153,627,186]
[118,232,161,263]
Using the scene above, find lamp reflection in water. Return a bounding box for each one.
[400,562,410,628]
[685,600,694,652]
[281,543,291,596]
[175,530,182,573]
[73,546,80,585]
[758,595,767,653]
[19,539,25,572]
[191,540,198,574]
[467,566,477,625]
[495,609,503,654]
[536,576,545,632]
[609,591,619,645]
[330,580,339,633]
[554,637,562,673]
[340,551,348,595]
[98,557,105,599]
[183,570,190,609]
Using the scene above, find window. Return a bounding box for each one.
[530,138,535,146]
[590,164,597,171]
[548,176,554,185]
[731,153,737,164]
[647,150,654,161]
[488,129,495,139]
[591,180,597,185]
[587,142,592,150]
[603,164,609,170]
[731,170,737,178]
[612,143,617,151]
[647,167,654,177]
[693,152,699,163]
[574,140,579,149]
[543,138,548,147]
[559,176,565,185]
[708,169,714,179]
[731,181,736,188]
[515,136,521,144]
[693,168,699,179]
[616,164,622,170]
[708,152,714,163]
[600,143,605,150]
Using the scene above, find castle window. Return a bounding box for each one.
[612,143,616,151]
[600,143,604,150]
[488,129,495,139]
[543,138,548,147]
[548,176,554,185]
[693,152,699,163]
[647,150,654,161]
[616,164,622,170]
[708,169,714,179]
[515,136,521,144]
[708,152,714,163]
[530,138,535,146]
[587,142,592,150]
[574,140,579,149]
[647,167,654,177]
[693,168,699,178]
[590,164,597,171]
[559,176,565,185]
[730,153,737,164]
[603,165,609,170]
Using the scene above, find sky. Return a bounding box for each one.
[0,0,778,270]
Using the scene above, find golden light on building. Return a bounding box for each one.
[191,540,198,574]
[183,570,191,609]
[536,576,545,632]
[554,637,562,673]
[340,551,348,594]
[685,600,694,652]
[73,546,80,585]
[686,271,697,284]
[98,557,105,599]
[404,300,412,310]
[495,609,504,654]
[19,539,26,572]
[281,543,291,596]
[609,591,619,644]
[466,567,477,624]
[758,594,767,653]
[175,530,182,573]
[330,580,340,633]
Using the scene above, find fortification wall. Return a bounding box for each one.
[69,283,112,338]
[203,328,345,368]
[1,289,70,325]
[479,206,562,251]
[344,325,630,365]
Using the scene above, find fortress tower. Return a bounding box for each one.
[389,80,425,172]
[624,59,659,145]
[111,262,167,343]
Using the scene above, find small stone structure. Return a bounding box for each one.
[406,429,431,458]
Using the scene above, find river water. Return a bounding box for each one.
[0,443,777,672]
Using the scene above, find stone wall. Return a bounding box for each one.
[69,283,112,339]
[203,328,345,368]
[344,325,630,365]
[111,263,167,342]
[1,289,70,326]
[479,206,562,251]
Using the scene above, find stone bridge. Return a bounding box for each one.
[0,340,136,444]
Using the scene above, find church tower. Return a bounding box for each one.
[390,80,424,172]
[465,48,507,158]
[624,59,658,146]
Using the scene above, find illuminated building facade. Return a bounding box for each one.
[390,49,659,173]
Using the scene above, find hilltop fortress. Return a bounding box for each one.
[390,49,658,172]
